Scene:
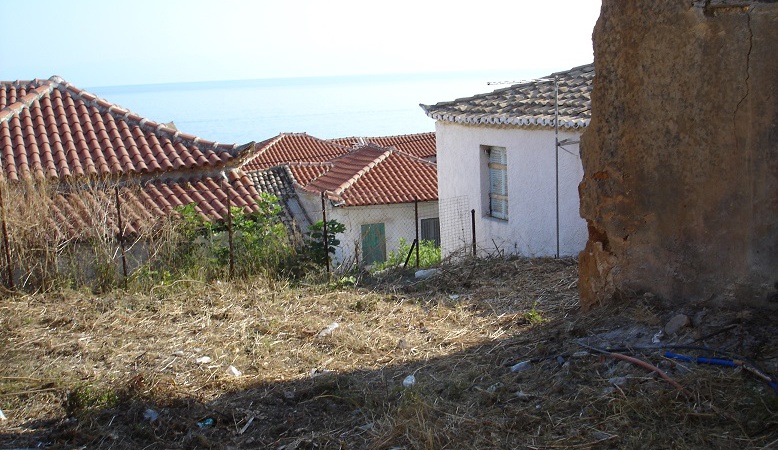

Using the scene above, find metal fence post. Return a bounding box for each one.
[226,179,234,279]
[321,192,330,275]
[414,197,420,268]
[114,186,128,290]
[471,209,476,256]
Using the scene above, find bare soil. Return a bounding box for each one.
[1,257,776,449]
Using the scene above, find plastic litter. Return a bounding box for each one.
[318,322,340,338]
[143,408,159,423]
[0,408,7,421]
[197,417,215,429]
[239,416,255,434]
[227,365,242,377]
[415,268,438,279]
[195,356,211,364]
[402,374,416,388]
[510,360,532,372]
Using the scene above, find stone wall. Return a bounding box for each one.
[579,0,778,309]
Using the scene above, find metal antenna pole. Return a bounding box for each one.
[554,75,560,259]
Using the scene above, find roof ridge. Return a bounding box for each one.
[49,76,242,155]
[0,79,56,124]
[388,147,437,168]
[330,146,392,196]
[296,132,353,151]
[241,134,286,169]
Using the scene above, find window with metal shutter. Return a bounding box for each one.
[488,147,508,220]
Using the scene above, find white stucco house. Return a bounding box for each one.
[242,133,440,268]
[289,144,439,268]
[420,63,594,258]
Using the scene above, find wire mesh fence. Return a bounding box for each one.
[0,177,300,292]
[0,178,481,289]
[306,192,476,272]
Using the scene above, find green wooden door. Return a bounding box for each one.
[361,223,386,265]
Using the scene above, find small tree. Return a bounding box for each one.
[150,192,291,281]
[306,219,345,266]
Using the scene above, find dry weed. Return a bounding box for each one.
[0,257,776,449]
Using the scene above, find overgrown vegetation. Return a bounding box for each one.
[373,238,441,272]
[0,182,346,293]
[1,257,775,449]
[150,192,293,281]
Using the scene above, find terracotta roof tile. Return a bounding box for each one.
[0,76,268,234]
[0,76,254,183]
[328,132,436,159]
[296,144,437,207]
[287,163,332,187]
[242,133,351,172]
[421,63,594,130]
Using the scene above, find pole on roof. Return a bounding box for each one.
[114,186,128,290]
[321,192,330,276]
[554,75,560,259]
[0,182,14,290]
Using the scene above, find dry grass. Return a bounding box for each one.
[1,257,776,449]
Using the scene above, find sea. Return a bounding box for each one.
[87,71,534,145]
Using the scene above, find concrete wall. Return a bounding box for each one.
[579,0,778,308]
[435,121,587,258]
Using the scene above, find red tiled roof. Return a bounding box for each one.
[287,162,332,187]
[295,145,438,207]
[0,76,254,183]
[0,76,263,232]
[242,133,351,172]
[328,132,436,159]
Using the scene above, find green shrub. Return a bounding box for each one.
[141,192,294,282]
[373,238,441,272]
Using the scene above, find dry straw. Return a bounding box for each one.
[1,257,775,449]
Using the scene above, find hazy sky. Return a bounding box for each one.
[1,0,601,88]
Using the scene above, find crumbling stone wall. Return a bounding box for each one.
[579,0,778,309]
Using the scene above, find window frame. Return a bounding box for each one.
[420,217,441,247]
[486,146,508,220]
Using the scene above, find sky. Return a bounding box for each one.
[0,0,601,88]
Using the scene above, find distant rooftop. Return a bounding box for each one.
[420,63,594,130]
[290,144,438,207]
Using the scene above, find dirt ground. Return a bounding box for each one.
[1,257,776,449]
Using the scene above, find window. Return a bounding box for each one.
[361,223,386,265]
[420,217,441,247]
[487,146,508,220]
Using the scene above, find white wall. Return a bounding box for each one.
[435,121,587,258]
[296,189,439,267]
